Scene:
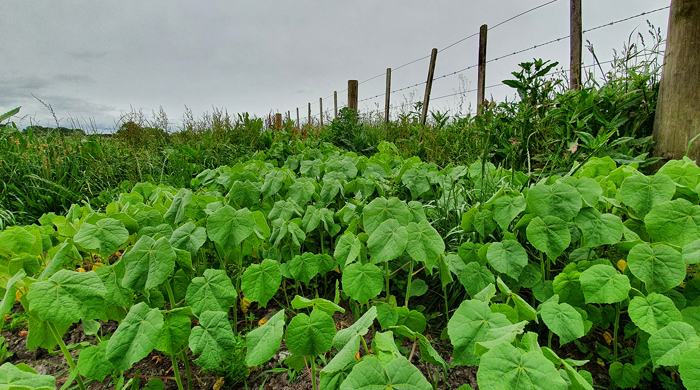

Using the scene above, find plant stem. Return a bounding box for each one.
[540,252,546,282]
[385,261,391,300]
[49,323,87,390]
[181,351,192,390]
[310,357,317,390]
[361,335,370,355]
[405,259,414,307]
[548,330,553,349]
[235,242,243,334]
[165,279,177,309]
[614,302,620,361]
[170,353,184,390]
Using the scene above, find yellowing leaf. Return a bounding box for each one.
[240,297,252,314]
[77,267,86,273]
[617,260,627,272]
[603,331,613,345]
[258,318,268,327]
[213,377,225,390]
[333,267,340,274]
[355,351,361,360]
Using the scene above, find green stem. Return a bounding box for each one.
[405,259,414,307]
[540,252,546,282]
[310,357,317,390]
[181,351,192,390]
[361,335,370,355]
[170,353,184,390]
[614,302,620,361]
[165,279,177,310]
[385,261,391,300]
[548,330,553,349]
[320,229,324,255]
[49,323,87,390]
[442,282,449,324]
[234,242,243,334]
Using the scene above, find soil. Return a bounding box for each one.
[2,300,629,390]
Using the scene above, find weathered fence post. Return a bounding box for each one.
[385,68,392,123]
[308,103,312,128]
[570,0,582,90]
[296,108,300,129]
[420,48,438,125]
[477,25,488,115]
[274,113,282,129]
[334,91,338,119]
[348,80,358,112]
[319,98,323,127]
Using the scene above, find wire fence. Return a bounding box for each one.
[296,3,669,122]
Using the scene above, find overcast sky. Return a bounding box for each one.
[1,1,670,132]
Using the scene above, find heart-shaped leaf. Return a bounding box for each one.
[486,240,528,279]
[28,270,106,325]
[648,321,700,368]
[539,298,584,345]
[645,199,700,246]
[246,310,285,367]
[367,219,407,264]
[579,264,630,304]
[405,220,444,269]
[574,208,623,248]
[342,262,383,304]
[186,269,237,316]
[620,174,675,218]
[628,293,682,334]
[121,235,177,291]
[339,356,431,390]
[627,243,685,294]
[241,259,282,308]
[188,310,237,369]
[285,309,336,357]
[526,216,571,259]
[526,183,582,221]
[477,342,568,390]
[106,302,164,372]
[207,206,255,250]
[74,218,129,258]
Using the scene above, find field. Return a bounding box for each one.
[2,42,699,390]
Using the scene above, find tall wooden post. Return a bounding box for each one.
[477,25,488,115]
[334,91,338,119]
[348,80,358,111]
[420,48,438,125]
[570,0,582,90]
[274,113,282,129]
[319,98,323,127]
[653,0,700,164]
[385,68,392,123]
[308,103,312,128]
[296,108,300,129]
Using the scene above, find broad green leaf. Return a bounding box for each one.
[121,235,177,291]
[526,216,571,259]
[246,310,285,366]
[78,339,113,381]
[680,348,700,390]
[363,197,409,236]
[169,221,207,255]
[164,188,192,225]
[496,277,538,322]
[402,168,431,198]
[28,270,106,325]
[288,252,319,285]
[620,174,675,218]
[395,307,426,335]
[628,293,682,334]
[657,159,700,189]
[648,321,700,368]
[291,296,345,316]
[405,220,444,269]
[339,356,431,390]
[539,298,584,345]
[94,261,131,308]
[287,180,316,206]
[0,362,56,390]
[415,333,449,371]
[518,264,542,288]
[574,208,623,248]
[1,270,26,322]
[334,232,362,266]
[492,195,527,231]
[477,342,567,390]
[241,259,281,308]
[186,269,237,316]
[560,176,603,208]
[627,243,685,294]
[323,334,361,375]
[73,218,129,258]
[229,180,261,208]
[207,205,255,250]
[447,299,511,366]
[684,239,700,265]
[526,183,582,221]
[609,362,640,389]
[106,302,164,372]
[458,262,494,298]
[342,262,383,304]
[682,307,700,334]
[367,219,407,264]
[333,306,377,350]
[645,199,700,246]
[39,241,80,280]
[156,308,192,355]
[26,315,69,351]
[189,310,237,369]
[0,227,38,256]
[285,309,336,357]
[261,170,285,199]
[486,240,527,279]
[269,199,303,221]
[579,264,630,304]
[376,302,398,329]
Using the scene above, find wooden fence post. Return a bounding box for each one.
[385,68,392,123]
[420,48,438,125]
[334,91,338,119]
[570,0,582,90]
[296,108,300,129]
[348,80,358,111]
[477,25,488,115]
[319,98,323,127]
[308,103,312,128]
[274,113,282,129]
